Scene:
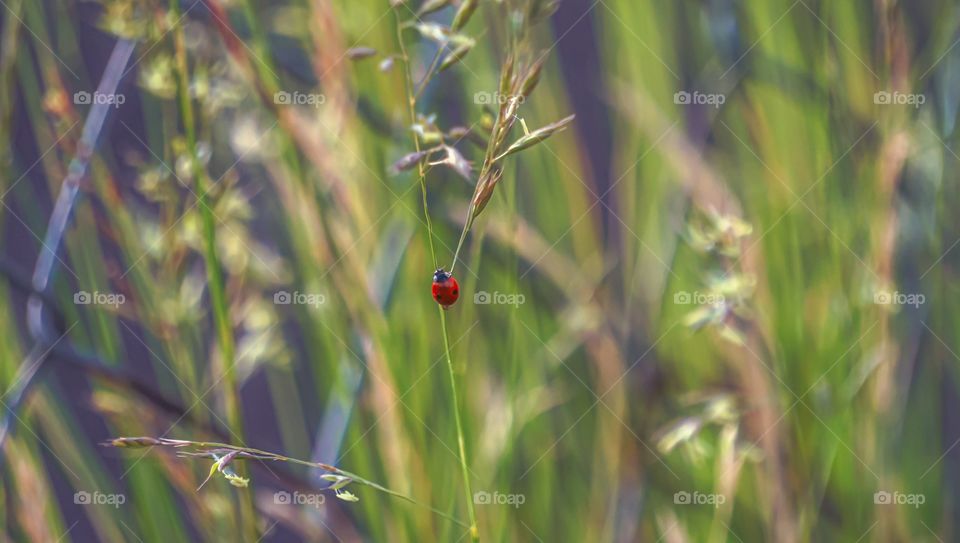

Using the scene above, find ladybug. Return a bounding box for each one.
[431,268,460,308]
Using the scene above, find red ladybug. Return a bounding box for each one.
[431,268,460,308]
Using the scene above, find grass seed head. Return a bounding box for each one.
[519,55,548,99]
[471,167,503,218]
[346,47,378,60]
[499,54,517,99]
[390,149,433,174]
[440,145,473,180]
[417,0,451,17]
[451,0,479,31]
[440,42,475,72]
[528,0,560,24]
[494,114,575,161]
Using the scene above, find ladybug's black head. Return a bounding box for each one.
[433,268,451,283]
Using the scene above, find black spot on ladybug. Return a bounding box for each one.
[452,289,458,295]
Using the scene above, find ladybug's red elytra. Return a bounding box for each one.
[431,268,460,308]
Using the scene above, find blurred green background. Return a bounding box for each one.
[0,0,959,541]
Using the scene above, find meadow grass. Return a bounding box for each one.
[0,0,958,542]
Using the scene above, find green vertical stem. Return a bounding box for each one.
[168,0,256,539]
[440,309,479,541]
[396,14,479,542]
[0,0,20,188]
